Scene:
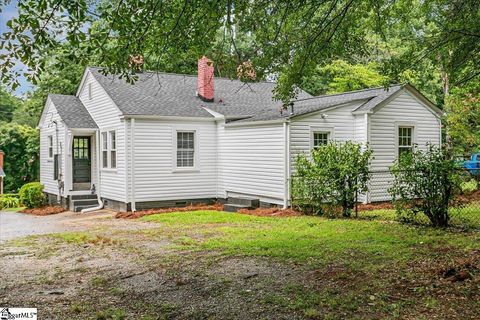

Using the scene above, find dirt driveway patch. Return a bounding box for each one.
[1,210,479,319]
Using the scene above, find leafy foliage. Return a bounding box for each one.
[0,87,21,123]
[0,123,39,192]
[302,60,385,95]
[445,82,480,154]
[0,193,20,209]
[4,0,477,103]
[389,144,462,227]
[292,141,373,217]
[18,182,45,208]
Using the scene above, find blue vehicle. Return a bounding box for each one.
[463,153,480,175]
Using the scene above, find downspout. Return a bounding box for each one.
[364,113,370,204]
[53,121,62,203]
[283,121,290,209]
[82,130,104,212]
[130,118,136,211]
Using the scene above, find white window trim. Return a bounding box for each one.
[100,130,117,172]
[110,130,117,169]
[172,128,200,172]
[48,135,54,159]
[309,126,335,150]
[395,121,417,158]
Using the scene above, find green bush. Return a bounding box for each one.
[460,179,478,194]
[0,194,20,209]
[18,182,45,208]
[389,144,462,227]
[292,141,373,217]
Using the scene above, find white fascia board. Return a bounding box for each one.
[121,115,216,122]
[225,118,288,127]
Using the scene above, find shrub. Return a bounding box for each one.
[0,194,20,209]
[18,182,46,208]
[460,179,478,194]
[389,144,462,227]
[292,141,373,217]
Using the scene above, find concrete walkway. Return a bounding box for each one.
[0,210,115,242]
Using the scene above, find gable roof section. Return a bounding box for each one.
[88,67,312,120]
[49,94,98,129]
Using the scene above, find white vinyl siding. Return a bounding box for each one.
[218,123,286,205]
[369,91,441,201]
[78,71,126,201]
[129,119,217,202]
[39,100,66,196]
[290,100,365,172]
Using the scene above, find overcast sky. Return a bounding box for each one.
[1,0,34,96]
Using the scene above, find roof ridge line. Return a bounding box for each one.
[87,66,278,85]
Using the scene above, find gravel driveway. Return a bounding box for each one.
[0,210,116,241]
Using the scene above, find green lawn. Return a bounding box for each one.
[139,210,480,318]
[1,206,25,212]
[141,210,479,264]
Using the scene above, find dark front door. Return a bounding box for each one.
[72,137,91,187]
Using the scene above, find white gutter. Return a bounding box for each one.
[225,118,287,127]
[82,130,104,212]
[130,118,136,211]
[283,121,290,209]
[121,115,215,122]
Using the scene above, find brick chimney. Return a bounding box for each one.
[0,150,3,170]
[197,56,214,102]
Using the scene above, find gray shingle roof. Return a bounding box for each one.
[226,85,404,123]
[49,94,98,129]
[88,67,312,119]
[89,67,406,123]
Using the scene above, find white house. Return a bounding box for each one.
[38,57,443,212]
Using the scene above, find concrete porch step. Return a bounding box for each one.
[71,194,97,200]
[72,199,98,207]
[224,203,250,213]
[74,204,99,212]
[227,197,260,208]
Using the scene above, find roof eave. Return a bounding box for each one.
[120,114,215,122]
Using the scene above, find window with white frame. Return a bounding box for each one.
[102,132,108,168]
[398,126,414,157]
[176,131,195,168]
[110,131,116,169]
[313,131,330,148]
[101,131,117,169]
[48,135,53,158]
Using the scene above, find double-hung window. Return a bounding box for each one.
[110,131,116,169]
[102,132,108,168]
[313,131,329,148]
[176,131,195,168]
[398,126,414,157]
[102,131,117,169]
[48,135,53,158]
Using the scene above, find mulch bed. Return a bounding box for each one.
[20,206,66,216]
[237,207,303,217]
[115,203,225,219]
[356,201,394,211]
[115,203,303,219]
